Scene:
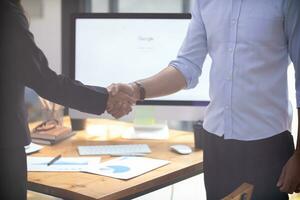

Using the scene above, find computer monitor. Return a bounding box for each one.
[70,13,211,121]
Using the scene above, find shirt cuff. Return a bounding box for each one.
[169,59,201,89]
[84,86,109,115]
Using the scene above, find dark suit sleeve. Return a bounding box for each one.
[8,9,108,115]
[285,0,300,107]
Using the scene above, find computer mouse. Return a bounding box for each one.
[170,145,192,155]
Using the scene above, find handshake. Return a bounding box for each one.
[106,83,141,119]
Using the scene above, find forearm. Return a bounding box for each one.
[31,70,109,115]
[133,66,187,99]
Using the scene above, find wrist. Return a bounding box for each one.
[131,82,146,100]
[129,82,142,100]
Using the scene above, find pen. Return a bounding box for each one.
[47,154,62,166]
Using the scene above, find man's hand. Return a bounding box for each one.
[277,151,300,194]
[106,83,138,119]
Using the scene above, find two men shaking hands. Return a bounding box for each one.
[106,82,143,119]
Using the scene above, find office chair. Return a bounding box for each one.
[222,183,254,200]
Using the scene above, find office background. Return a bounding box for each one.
[22,0,298,199]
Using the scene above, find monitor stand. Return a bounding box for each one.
[122,107,169,140]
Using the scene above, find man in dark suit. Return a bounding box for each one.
[0,0,135,199]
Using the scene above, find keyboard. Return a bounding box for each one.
[77,144,151,156]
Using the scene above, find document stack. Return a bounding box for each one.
[31,120,75,145]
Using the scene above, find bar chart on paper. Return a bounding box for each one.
[27,157,101,171]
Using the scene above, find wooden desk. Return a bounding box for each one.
[28,118,203,200]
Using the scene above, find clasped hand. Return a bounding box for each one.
[106,83,139,119]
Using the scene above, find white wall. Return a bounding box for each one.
[119,0,183,12]
[91,0,183,13]
[22,0,62,74]
[92,0,109,12]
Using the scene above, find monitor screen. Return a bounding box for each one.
[74,14,211,106]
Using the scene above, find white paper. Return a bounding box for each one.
[27,157,101,172]
[82,157,170,180]
[25,143,44,154]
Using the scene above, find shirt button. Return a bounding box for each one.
[232,19,236,24]
[228,48,233,52]
[225,106,229,110]
[226,76,232,81]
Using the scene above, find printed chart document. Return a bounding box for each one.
[27,157,101,172]
[82,157,170,180]
[25,143,44,154]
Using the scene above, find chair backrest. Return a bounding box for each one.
[222,183,254,200]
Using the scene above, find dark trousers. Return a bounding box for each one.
[203,130,295,200]
[0,148,27,200]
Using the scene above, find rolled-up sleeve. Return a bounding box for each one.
[285,0,300,107]
[169,0,208,89]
